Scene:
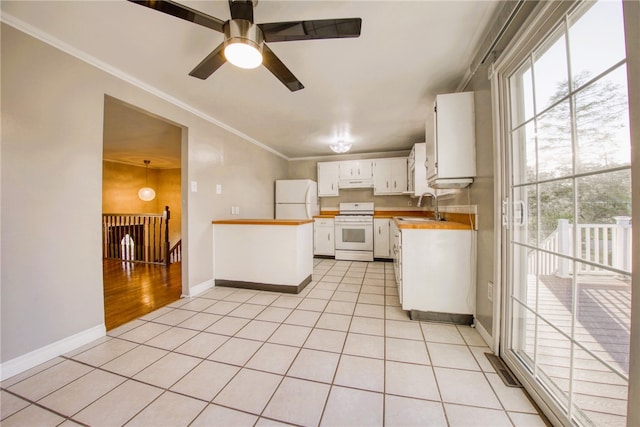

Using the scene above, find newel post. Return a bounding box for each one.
[164,206,171,266]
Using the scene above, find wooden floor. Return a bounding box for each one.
[103,259,182,331]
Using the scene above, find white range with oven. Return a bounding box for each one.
[334,202,374,262]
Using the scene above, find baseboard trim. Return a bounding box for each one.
[0,324,106,381]
[474,318,494,350]
[215,275,312,294]
[409,310,473,325]
[182,279,214,298]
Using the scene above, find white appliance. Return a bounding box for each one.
[334,202,374,261]
[275,179,320,220]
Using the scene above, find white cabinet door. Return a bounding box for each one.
[390,158,408,193]
[354,160,373,179]
[374,218,390,258]
[373,159,391,194]
[390,220,402,303]
[428,91,476,184]
[374,158,407,195]
[314,218,335,256]
[317,162,339,197]
[339,160,373,180]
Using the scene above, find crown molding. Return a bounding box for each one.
[0,12,289,160]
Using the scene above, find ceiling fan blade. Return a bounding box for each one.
[228,0,254,23]
[262,44,304,92]
[128,0,225,33]
[189,43,227,80]
[259,18,362,42]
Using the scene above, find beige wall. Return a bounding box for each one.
[288,151,424,211]
[462,65,495,335]
[102,161,182,247]
[0,23,287,364]
[102,161,161,213]
[623,0,639,424]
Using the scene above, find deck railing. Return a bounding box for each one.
[102,206,175,265]
[529,217,632,276]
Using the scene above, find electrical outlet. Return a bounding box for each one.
[407,200,412,206]
[488,281,494,302]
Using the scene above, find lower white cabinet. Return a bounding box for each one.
[392,224,475,317]
[374,218,391,258]
[390,221,402,303]
[314,218,335,256]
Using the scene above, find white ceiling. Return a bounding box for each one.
[2,0,501,165]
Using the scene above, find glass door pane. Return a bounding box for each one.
[503,1,631,425]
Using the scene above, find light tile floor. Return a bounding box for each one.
[1,259,548,426]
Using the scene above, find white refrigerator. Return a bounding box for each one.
[275,179,320,219]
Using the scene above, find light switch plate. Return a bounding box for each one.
[216,184,222,194]
[191,181,198,192]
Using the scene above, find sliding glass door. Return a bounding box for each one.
[501,1,632,425]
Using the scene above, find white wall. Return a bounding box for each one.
[0,23,287,366]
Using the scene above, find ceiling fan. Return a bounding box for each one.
[128,0,362,92]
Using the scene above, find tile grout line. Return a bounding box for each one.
[2,259,549,427]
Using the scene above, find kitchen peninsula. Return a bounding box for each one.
[212,219,314,293]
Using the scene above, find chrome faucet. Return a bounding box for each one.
[417,191,441,221]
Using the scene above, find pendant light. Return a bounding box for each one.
[138,160,156,201]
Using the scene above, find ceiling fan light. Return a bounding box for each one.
[330,142,352,154]
[224,20,264,69]
[224,41,263,69]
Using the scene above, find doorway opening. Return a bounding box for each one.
[102,95,184,330]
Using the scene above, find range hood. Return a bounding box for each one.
[428,178,473,189]
[338,178,374,189]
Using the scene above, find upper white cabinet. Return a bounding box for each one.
[339,160,373,180]
[373,158,408,195]
[408,144,434,196]
[426,91,476,189]
[338,160,373,188]
[317,161,339,197]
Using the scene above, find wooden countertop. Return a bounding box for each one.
[212,219,314,226]
[315,210,476,229]
[393,217,472,230]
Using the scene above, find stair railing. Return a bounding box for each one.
[102,206,172,265]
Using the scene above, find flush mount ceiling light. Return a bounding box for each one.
[330,141,352,154]
[138,160,156,202]
[224,19,264,69]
